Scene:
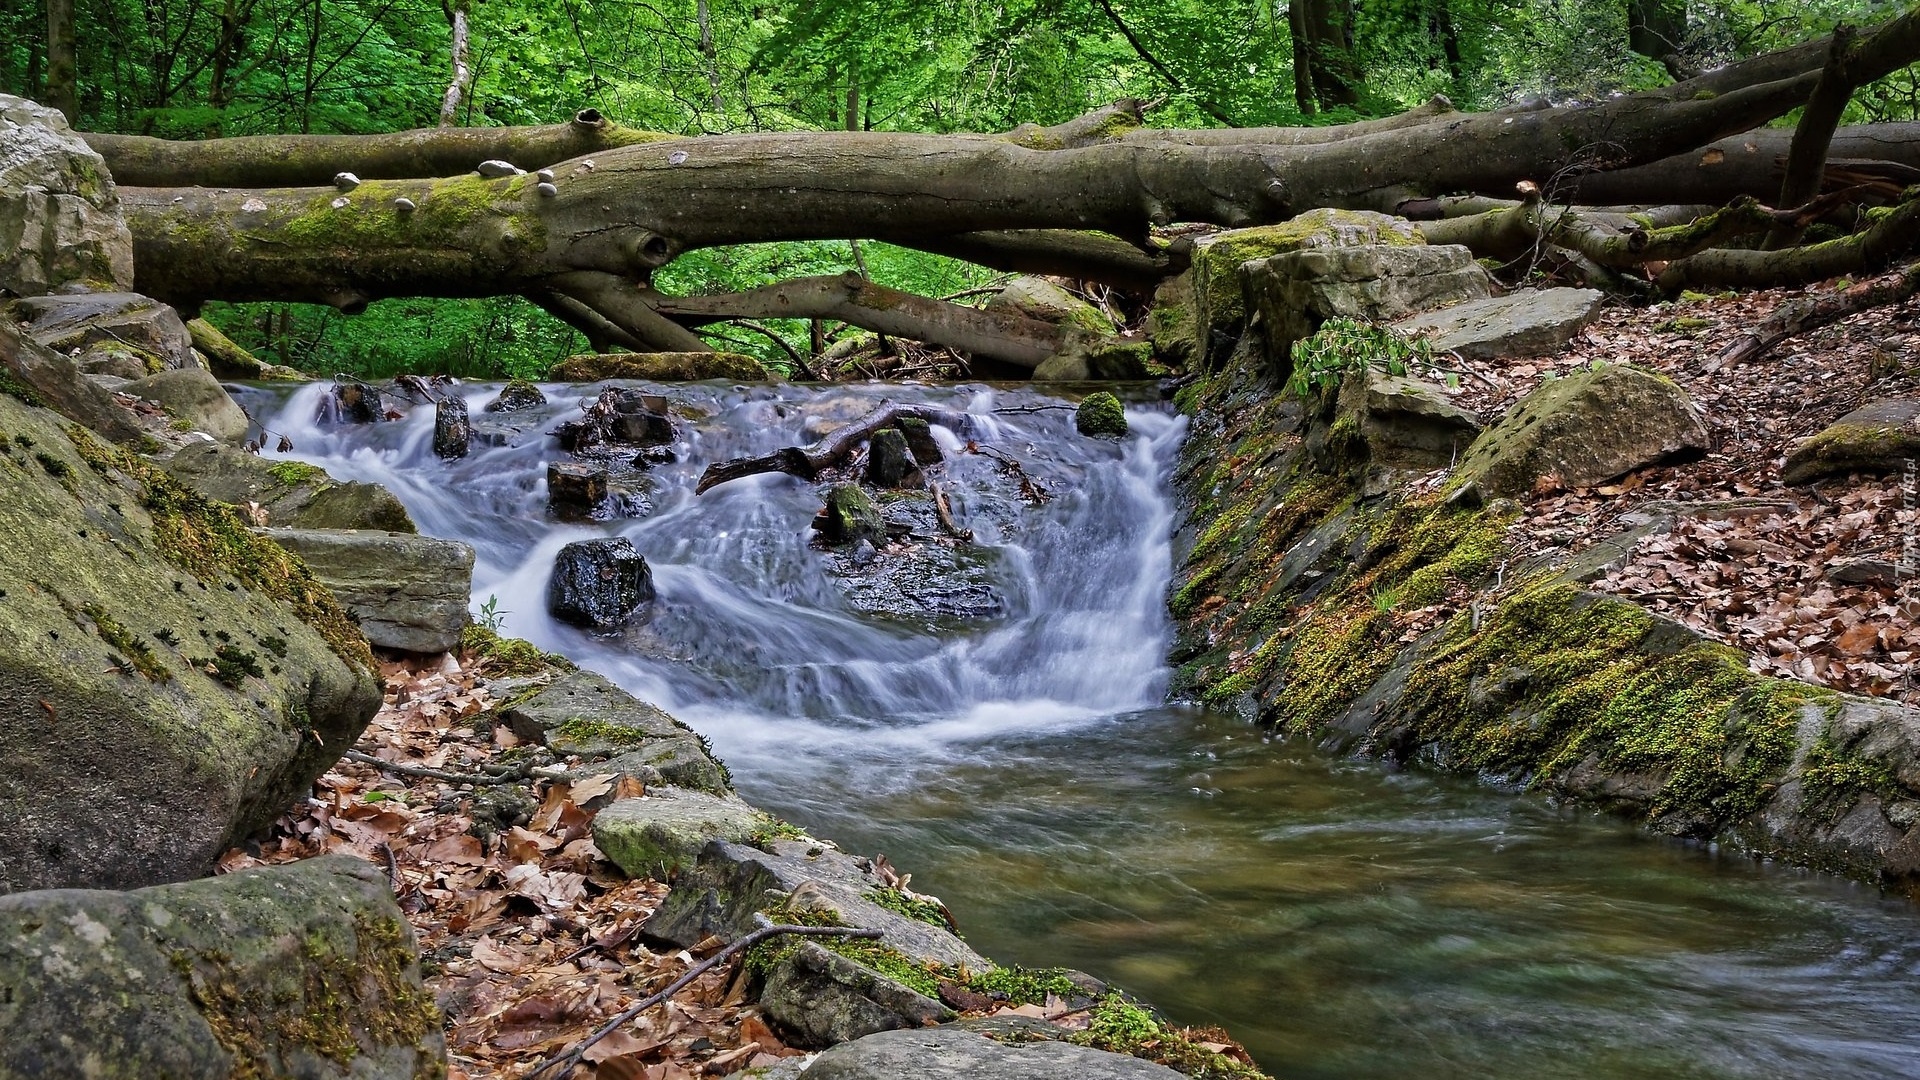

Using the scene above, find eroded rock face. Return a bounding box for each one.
[1452,364,1708,502]
[1322,368,1480,471]
[0,394,379,892]
[262,528,474,654]
[0,94,134,296]
[0,316,144,442]
[1781,397,1920,485]
[548,536,655,628]
[0,855,445,1079]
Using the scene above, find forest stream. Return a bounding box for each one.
[252,379,1920,1080]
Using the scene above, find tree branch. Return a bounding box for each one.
[697,401,975,494]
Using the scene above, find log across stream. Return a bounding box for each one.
[252,378,1920,1079]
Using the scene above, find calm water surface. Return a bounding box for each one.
[253,379,1920,1080]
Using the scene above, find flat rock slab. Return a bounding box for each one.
[15,291,195,369]
[592,789,767,878]
[1781,397,1920,485]
[798,1025,1185,1080]
[166,443,416,532]
[261,527,474,653]
[1393,288,1604,360]
[502,670,728,792]
[0,855,444,1080]
[1452,364,1708,502]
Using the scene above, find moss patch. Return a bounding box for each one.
[65,425,371,670]
[82,601,173,682]
[1071,995,1270,1080]
[459,624,572,676]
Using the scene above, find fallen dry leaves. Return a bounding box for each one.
[1432,277,1920,704]
[217,652,811,1079]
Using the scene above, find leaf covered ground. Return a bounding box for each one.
[1436,280,1920,704]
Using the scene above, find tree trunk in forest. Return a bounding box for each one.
[1627,0,1687,63]
[440,0,473,127]
[46,0,76,123]
[1292,0,1362,110]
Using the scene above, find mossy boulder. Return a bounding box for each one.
[164,442,417,532]
[1033,339,1154,381]
[500,670,729,792]
[0,393,379,891]
[484,378,546,412]
[548,351,770,382]
[0,94,134,295]
[815,484,886,547]
[591,789,768,879]
[1323,368,1480,470]
[15,291,196,371]
[1451,364,1708,502]
[123,367,251,444]
[1249,245,1491,383]
[0,316,144,442]
[0,855,445,1079]
[1076,391,1128,437]
[985,276,1115,335]
[1780,397,1920,485]
[1154,209,1426,370]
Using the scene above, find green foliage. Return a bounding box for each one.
[200,297,583,382]
[1287,318,1436,398]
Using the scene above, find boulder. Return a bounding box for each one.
[14,292,197,371]
[433,396,470,458]
[549,352,771,382]
[185,317,305,381]
[1151,209,1426,369]
[0,855,444,1079]
[0,94,134,295]
[984,276,1114,334]
[262,528,475,653]
[1781,397,1920,485]
[0,316,144,442]
[592,789,768,878]
[645,839,988,1047]
[1076,392,1128,437]
[1031,339,1154,381]
[548,536,655,628]
[500,670,728,792]
[1249,244,1492,383]
[164,442,417,532]
[1393,288,1605,360]
[814,485,887,547]
[896,417,942,465]
[548,462,610,518]
[1452,365,1709,503]
[484,378,546,412]
[122,367,251,443]
[1326,368,1480,470]
[0,394,379,891]
[798,1025,1186,1080]
[863,428,922,489]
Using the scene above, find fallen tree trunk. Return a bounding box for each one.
[651,272,1073,369]
[1714,257,1920,367]
[697,402,974,494]
[1657,189,1920,289]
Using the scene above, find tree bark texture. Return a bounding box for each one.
[46,0,76,123]
[439,0,472,128]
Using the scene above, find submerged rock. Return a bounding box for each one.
[864,428,922,488]
[814,485,887,547]
[831,531,1007,628]
[484,378,546,412]
[1076,391,1128,437]
[896,416,943,465]
[0,855,444,1078]
[1451,364,1708,502]
[548,461,609,518]
[327,381,386,424]
[1781,397,1920,485]
[548,536,655,628]
[433,395,470,459]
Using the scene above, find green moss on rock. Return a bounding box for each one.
[1075,392,1128,437]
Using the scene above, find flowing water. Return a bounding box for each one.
[253,379,1920,1080]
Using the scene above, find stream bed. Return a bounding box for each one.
[253,379,1920,1080]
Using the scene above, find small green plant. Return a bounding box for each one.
[1287,318,1437,398]
[477,594,508,632]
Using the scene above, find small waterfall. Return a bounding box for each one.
[262,380,1187,788]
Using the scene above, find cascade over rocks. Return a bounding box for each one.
[0,94,133,296]
[548,536,655,628]
[0,391,379,892]
[1450,364,1710,503]
[0,855,444,1079]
